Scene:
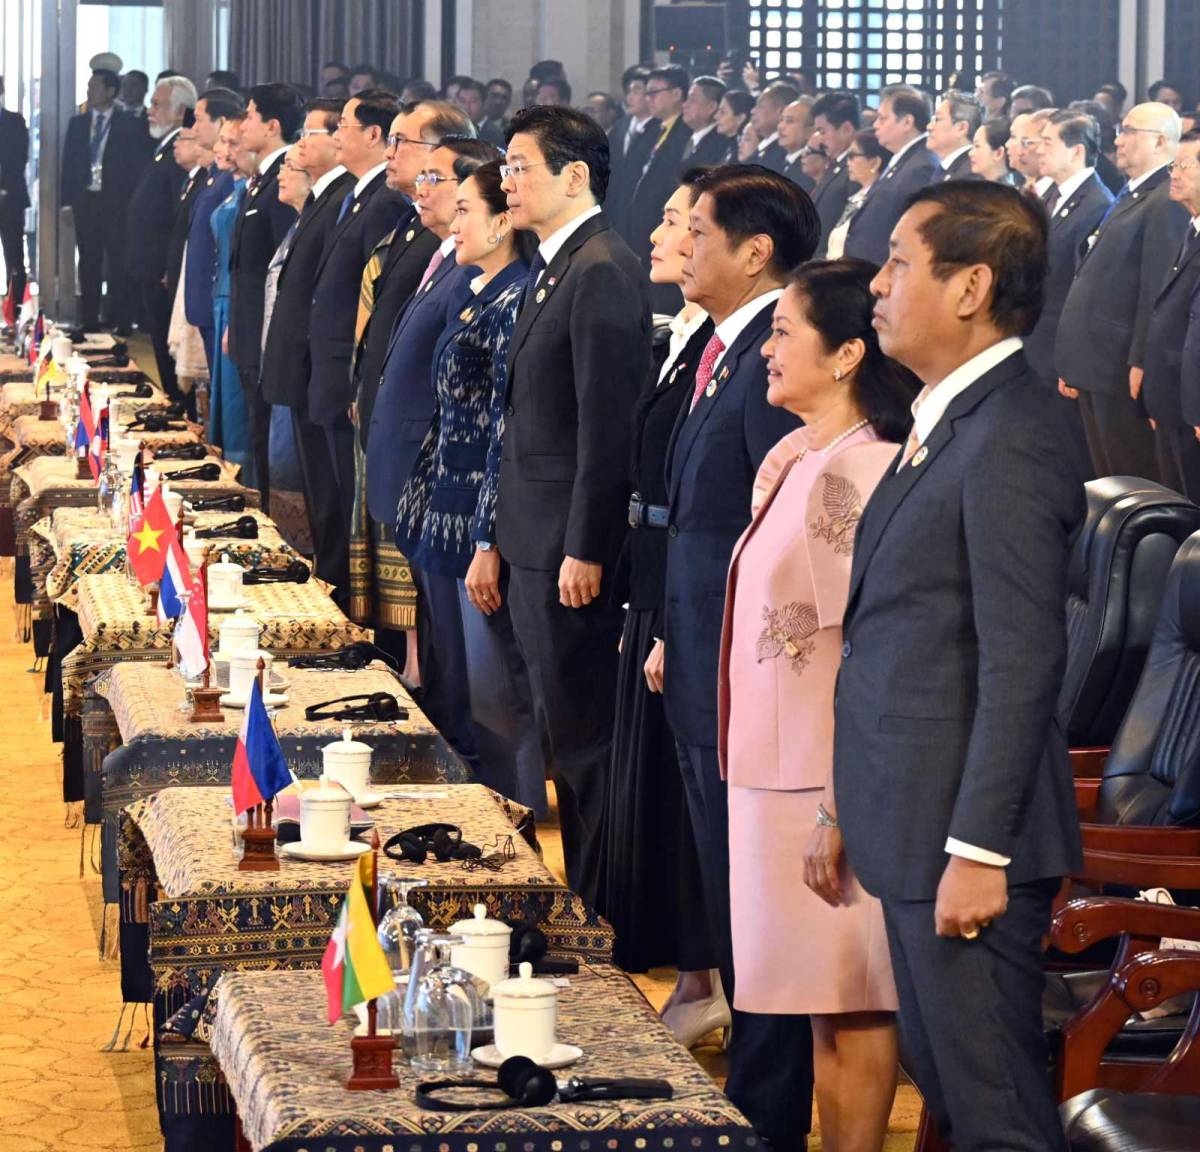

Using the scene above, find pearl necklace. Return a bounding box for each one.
[797,417,871,460]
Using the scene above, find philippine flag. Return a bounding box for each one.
[231,677,293,815]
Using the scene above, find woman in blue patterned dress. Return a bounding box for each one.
[394,159,546,812]
[207,115,251,471]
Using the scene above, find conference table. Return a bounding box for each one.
[209,966,753,1152]
[120,784,612,1152]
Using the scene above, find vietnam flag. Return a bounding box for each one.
[322,851,393,1023]
[230,677,293,815]
[128,487,176,585]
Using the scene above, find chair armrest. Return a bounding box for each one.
[1051,896,1200,955]
[1070,747,1109,778]
[1076,849,1200,889]
[1059,948,1200,1099]
[1079,823,1200,855]
[1075,781,1100,813]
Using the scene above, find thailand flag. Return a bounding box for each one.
[174,557,208,679]
[157,534,192,621]
[231,678,293,815]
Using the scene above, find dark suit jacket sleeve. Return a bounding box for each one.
[565,256,646,562]
[1131,198,1188,368]
[951,408,1080,855]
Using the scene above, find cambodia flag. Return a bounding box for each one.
[231,678,293,815]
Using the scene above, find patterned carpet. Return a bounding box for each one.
[0,559,916,1149]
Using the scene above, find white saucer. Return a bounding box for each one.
[353,791,386,809]
[209,599,248,613]
[280,840,370,863]
[220,690,288,708]
[471,1043,582,1070]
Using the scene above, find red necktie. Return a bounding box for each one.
[690,334,726,412]
[416,247,446,293]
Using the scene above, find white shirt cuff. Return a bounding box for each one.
[945,837,1011,867]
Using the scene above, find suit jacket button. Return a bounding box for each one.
[842,641,852,658]
[505,405,515,416]
[668,525,679,538]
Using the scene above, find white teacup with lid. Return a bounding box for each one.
[228,648,274,701]
[448,904,513,994]
[208,552,244,608]
[321,728,373,801]
[299,775,353,852]
[217,609,260,657]
[490,961,558,1061]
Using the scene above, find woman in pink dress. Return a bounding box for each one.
[718,259,922,1152]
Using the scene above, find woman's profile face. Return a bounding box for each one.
[648,184,693,287]
[761,283,844,414]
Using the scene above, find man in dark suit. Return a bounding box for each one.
[184,86,243,372]
[228,82,303,498]
[679,75,729,169]
[928,89,983,181]
[1057,100,1188,479]
[366,137,495,767]
[836,182,1084,1152]
[457,79,503,147]
[627,65,690,312]
[748,82,797,172]
[844,85,938,266]
[126,75,196,406]
[664,165,814,1151]
[605,66,655,242]
[495,106,650,907]
[478,78,512,144]
[306,89,407,606]
[1143,131,1200,497]
[0,76,29,315]
[810,91,861,255]
[62,68,152,330]
[776,97,816,190]
[1026,110,1113,384]
[260,98,354,573]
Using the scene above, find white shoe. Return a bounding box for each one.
[662,990,732,1049]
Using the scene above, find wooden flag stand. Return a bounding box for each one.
[347,834,399,1090]
[189,548,224,723]
[38,379,57,421]
[238,657,280,872]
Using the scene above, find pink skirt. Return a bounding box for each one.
[729,784,898,1015]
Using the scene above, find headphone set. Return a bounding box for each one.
[188,493,246,513]
[160,461,222,481]
[415,1054,673,1112]
[304,692,408,722]
[110,381,155,399]
[151,442,208,461]
[383,823,482,864]
[193,515,259,540]
[126,411,190,433]
[290,640,400,672]
[242,559,311,585]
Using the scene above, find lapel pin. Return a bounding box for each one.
[460,306,475,322]
[705,380,717,397]
[206,176,214,187]
[251,186,260,196]
[352,202,361,214]
[718,365,730,383]
[405,229,415,241]
[911,445,928,468]
[547,276,557,287]
[535,287,546,303]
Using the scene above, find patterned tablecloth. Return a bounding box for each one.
[36,506,296,613]
[210,967,751,1152]
[0,375,169,426]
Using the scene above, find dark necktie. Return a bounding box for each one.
[246,171,262,195]
[337,190,355,223]
[1096,182,1132,230]
[1174,224,1200,271]
[89,113,107,164]
[520,251,548,312]
[1042,184,1061,218]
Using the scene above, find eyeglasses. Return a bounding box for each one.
[645,86,672,97]
[300,127,331,138]
[1116,124,1163,138]
[387,133,437,150]
[1170,159,1200,172]
[846,150,867,159]
[336,120,368,132]
[1018,138,1042,148]
[499,160,548,180]
[414,171,455,187]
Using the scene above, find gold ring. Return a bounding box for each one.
[962,927,980,941]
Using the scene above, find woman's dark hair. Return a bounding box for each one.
[980,116,1011,153]
[462,159,538,263]
[505,105,611,202]
[719,89,755,131]
[852,128,892,174]
[906,181,1047,337]
[788,259,921,443]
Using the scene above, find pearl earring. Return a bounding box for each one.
[833,368,843,381]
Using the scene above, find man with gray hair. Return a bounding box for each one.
[928,90,983,181]
[126,72,197,405]
[1057,100,1189,478]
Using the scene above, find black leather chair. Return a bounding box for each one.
[1061,1090,1200,1151]
[1060,478,1200,751]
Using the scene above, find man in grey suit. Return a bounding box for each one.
[928,90,983,181]
[1056,101,1188,479]
[844,85,938,266]
[809,91,860,255]
[835,182,1084,1152]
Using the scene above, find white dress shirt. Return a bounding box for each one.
[711,289,783,375]
[756,131,780,155]
[658,307,710,384]
[257,144,288,176]
[534,204,603,283]
[1033,175,1054,198]
[883,133,928,173]
[897,334,1025,867]
[688,122,717,151]
[1128,162,1170,193]
[940,144,971,172]
[311,164,347,200]
[351,161,387,199]
[1053,166,1095,209]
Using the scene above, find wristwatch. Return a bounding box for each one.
[476,541,496,552]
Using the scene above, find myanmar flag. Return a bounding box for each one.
[322,852,393,1023]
